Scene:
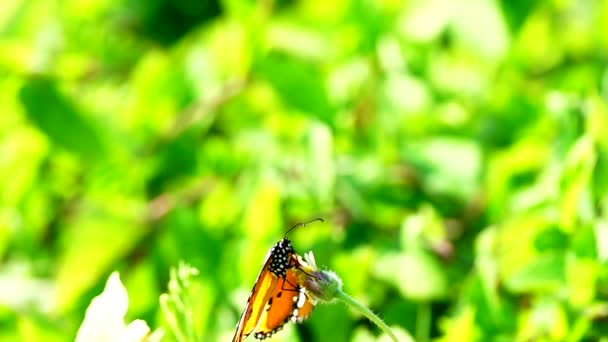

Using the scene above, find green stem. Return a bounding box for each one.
[415,302,431,342]
[335,290,399,342]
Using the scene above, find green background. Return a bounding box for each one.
[1,0,608,341]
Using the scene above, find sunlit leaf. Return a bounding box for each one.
[18,77,107,161]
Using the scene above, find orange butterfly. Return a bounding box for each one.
[232,219,322,342]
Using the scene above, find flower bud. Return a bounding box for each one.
[295,252,343,303]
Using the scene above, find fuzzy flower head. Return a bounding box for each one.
[295,251,343,303]
[294,252,401,342]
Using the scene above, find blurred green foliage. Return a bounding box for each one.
[1,0,608,341]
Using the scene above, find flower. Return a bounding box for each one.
[294,251,401,342]
[76,272,156,342]
[295,251,343,303]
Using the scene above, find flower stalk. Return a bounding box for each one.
[335,290,400,342]
[297,252,399,342]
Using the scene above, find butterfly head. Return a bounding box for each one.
[277,238,295,253]
[267,218,323,278]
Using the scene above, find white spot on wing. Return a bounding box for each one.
[296,289,306,308]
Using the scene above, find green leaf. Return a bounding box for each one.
[560,135,596,231]
[18,77,107,161]
[307,122,335,208]
[504,252,565,293]
[55,214,145,313]
[533,227,568,252]
[403,137,481,200]
[436,306,481,342]
[374,251,447,300]
[160,263,201,342]
[257,54,333,125]
[566,257,597,308]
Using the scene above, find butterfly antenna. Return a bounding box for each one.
[284,217,324,238]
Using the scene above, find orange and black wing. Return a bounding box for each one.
[233,238,298,342]
[232,256,279,342]
[250,267,317,340]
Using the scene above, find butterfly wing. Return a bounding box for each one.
[289,253,317,323]
[233,238,316,342]
[251,267,317,340]
[290,286,316,324]
[232,255,279,342]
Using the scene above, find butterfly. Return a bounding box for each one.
[232,218,323,342]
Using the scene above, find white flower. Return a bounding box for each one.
[76,272,152,342]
